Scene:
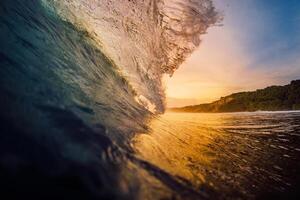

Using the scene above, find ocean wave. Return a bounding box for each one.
[0,0,219,199]
[43,0,219,112]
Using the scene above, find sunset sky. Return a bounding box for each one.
[165,0,300,107]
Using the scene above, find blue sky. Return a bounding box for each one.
[223,0,300,70]
[166,0,300,107]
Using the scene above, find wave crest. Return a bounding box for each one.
[44,0,219,112]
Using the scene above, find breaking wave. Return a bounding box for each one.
[43,0,219,112]
[0,0,219,199]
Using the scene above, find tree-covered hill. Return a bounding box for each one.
[170,80,300,113]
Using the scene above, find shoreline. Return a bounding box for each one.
[166,109,300,114]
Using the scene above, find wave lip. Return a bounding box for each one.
[44,0,220,112]
[0,0,220,199]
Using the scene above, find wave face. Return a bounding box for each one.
[43,0,219,112]
[0,0,218,199]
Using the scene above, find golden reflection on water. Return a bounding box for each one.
[132,112,227,187]
[132,112,300,198]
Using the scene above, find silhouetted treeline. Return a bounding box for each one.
[170,80,300,112]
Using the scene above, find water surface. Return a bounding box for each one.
[133,111,300,199]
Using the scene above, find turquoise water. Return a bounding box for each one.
[0,0,149,199]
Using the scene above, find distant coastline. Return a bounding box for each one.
[168,80,300,113]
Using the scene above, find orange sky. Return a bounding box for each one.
[165,0,300,108]
[164,26,275,107]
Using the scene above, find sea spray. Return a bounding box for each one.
[0,0,219,199]
[43,0,220,112]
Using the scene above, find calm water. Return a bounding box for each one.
[132,111,300,199]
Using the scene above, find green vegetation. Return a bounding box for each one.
[170,80,300,113]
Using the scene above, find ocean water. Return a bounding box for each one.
[133,111,300,199]
[1,0,299,199]
[0,0,219,199]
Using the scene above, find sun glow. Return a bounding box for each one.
[164,0,300,108]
